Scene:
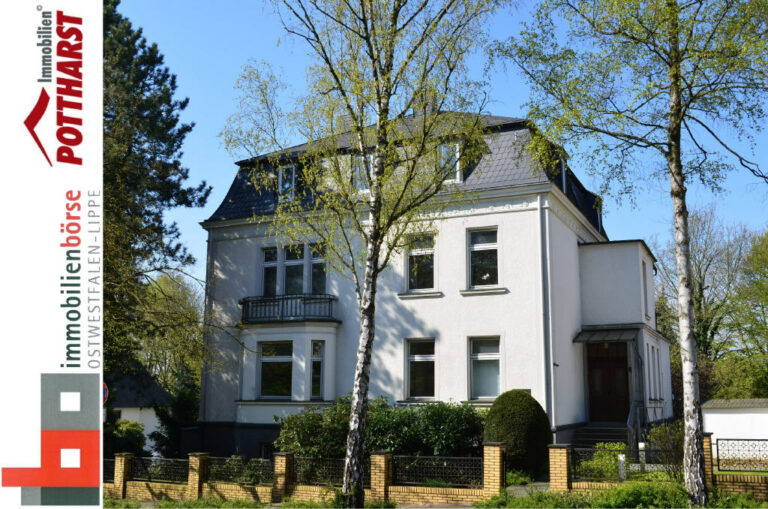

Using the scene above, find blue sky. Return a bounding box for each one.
[118,0,768,281]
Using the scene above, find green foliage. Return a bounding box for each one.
[155,498,265,508]
[645,420,684,481]
[150,367,200,458]
[103,0,210,374]
[505,470,532,486]
[474,489,588,508]
[483,390,551,473]
[103,498,142,508]
[208,456,273,485]
[573,442,626,481]
[708,488,768,508]
[275,397,484,457]
[104,419,147,457]
[282,490,396,508]
[590,482,688,508]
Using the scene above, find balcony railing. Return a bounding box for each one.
[241,294,339,324]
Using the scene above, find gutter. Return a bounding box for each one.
[538,194,556,435]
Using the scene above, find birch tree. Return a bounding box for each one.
[222,1,501,505]
[492,0,768,504]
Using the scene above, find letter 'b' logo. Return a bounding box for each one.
[2,374,100,506]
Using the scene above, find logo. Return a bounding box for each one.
[24,8,85,167]
[2,373,100,506]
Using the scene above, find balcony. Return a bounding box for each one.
[240,294,340,324]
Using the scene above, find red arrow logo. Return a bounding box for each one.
[24,88,52,166]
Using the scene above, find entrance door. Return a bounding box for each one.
[587,342,630,422]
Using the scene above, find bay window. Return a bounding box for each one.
[259,342,292,398]
[311,340,325,399]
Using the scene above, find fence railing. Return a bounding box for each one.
[717,439,768,472]
[293,457,370,488]
[132,457,189,484]
[208,456,274,485]
[571,446,681,482]
[392,456,483,488]
[241,294,338,323]
[103,459,115,483]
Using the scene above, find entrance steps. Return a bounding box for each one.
[572,425,628,447]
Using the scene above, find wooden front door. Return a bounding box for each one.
[587,342,630,422]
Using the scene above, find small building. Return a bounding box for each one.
[702,398,768,458]
[107,368,173,451]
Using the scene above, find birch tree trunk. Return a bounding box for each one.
[342,239,380,507]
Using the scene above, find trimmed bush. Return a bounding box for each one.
[483,390,551,473]
[275,396,484,457]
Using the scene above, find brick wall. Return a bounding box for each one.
[107,443,506,505]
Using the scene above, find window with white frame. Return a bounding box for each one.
[407,340,435,398]
[259,342,292,398]
[352,155,370,191]
[437,143,460,182]
[278,165,296,201]
[311,340,325,399]
[407,235,435,291]
[646,343,652,400]
[469,229,498,287]
[283,245,304,295]
[470,337,500,399]
[656,348,662,400]
[263,247,278,297]
[310,244,326,294]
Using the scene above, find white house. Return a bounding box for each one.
[197,115,673,458]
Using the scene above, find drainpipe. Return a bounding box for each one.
[538,194,556,437]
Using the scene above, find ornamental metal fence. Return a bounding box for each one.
[717,439,768,472]
[103,459,115,483]
[392,456,483,488]
[293,457,370,488]
[571,446,681,483]
[132,457,189,484]
[207,456,274,485]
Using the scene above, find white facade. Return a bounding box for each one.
[198,123,673,456]
[115,406,163,450]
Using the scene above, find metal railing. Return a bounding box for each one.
[717,439,768,472]
[132,457,189,484]
[241,294,338,323]
[207,456,274,485]
[392,456,483,488]
[293,457,370,488]
[103,459,115,483]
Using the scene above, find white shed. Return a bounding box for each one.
[702,398,768,460]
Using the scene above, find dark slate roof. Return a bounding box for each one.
[206,115,606,236]
[106,365,173,408]
[702,398,768,410]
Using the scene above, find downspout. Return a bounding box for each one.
[538,194,556,436]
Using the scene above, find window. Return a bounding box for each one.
[470,337,500,399]
[642,260,649,317]
[259,342,292,398]
[352,155,370,191]
[311,340,325,399]
[656,348,662,400]
[437,143,459,182]
[407,340,435,398]
[278,165,296,201]
[646,343,652,400]
[284,245,304,295]
[310,244,326,294]
[469,229,498,287]
[407,235,434,291]
[263,248,278,297]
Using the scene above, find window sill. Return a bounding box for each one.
[460,287,508,296]
[236,400,332,406]
[396,398,436,405]
[397,291,444,300]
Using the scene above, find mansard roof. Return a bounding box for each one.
[206,114,606,237]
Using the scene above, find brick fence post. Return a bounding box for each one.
[548,444,572,493]
[483,442,506,496]
[113,453,133,500]
[370,451,392,503]
[187,453,209,500]
[702,433,714,490]
[273,452,294,501]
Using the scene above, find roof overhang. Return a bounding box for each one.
[573,327,639,343]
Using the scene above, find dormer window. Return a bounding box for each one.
[438,143,460,183]
[278,165,295,201]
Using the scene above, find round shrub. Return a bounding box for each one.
[483,390,551,473]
